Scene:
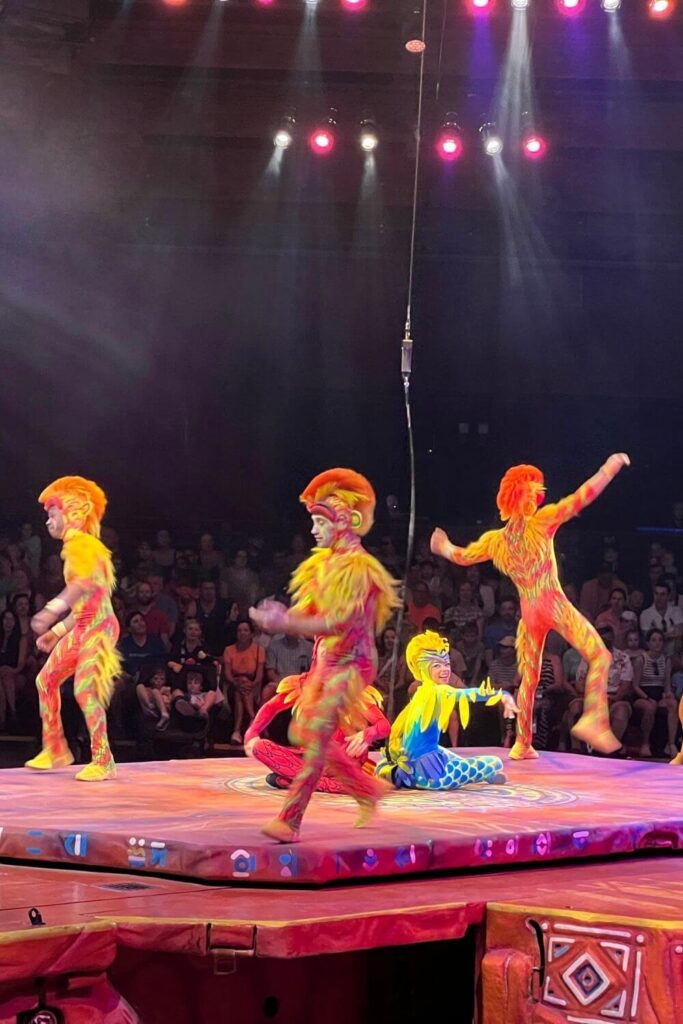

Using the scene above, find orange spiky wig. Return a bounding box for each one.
[300,468,376,536]
[496,464,545,522]
[39,476,107,537]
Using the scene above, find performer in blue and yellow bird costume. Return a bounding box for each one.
[376,630,517,790]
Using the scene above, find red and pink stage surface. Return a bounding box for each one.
[1,752,682,1023]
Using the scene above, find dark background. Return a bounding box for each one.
[0,0,681,536]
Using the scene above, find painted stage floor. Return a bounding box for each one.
[0,751,681,884]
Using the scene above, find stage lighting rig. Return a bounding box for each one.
[359,118,379,152]
[403,5,426,54]
[309,111,337,155]
[601,0,621,9]
[479,122,503,157]
[436,114,464,162]
[274,114,296,149]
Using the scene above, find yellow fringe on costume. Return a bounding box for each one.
[289,547,400,633]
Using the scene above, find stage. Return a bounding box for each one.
[1,752,682,1023]
[0,751,681,884]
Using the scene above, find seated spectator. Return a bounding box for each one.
[284,533,309,573]
[133,581,171,648]
[374,625,408,705]
[119,612,168,677]
[18,522,41,580]
[112,591,128,634]
[595,587,637,649]
[645,557,666,601]
[632,628,678,758]
[0,553,14,611]
[134,540,157,577]
[627,588,645,618]
[455,619,485,687]
[198,532,224,580]
[419,558,442,606]
[484,598,519,666]
[465,564,495,619]
[639,583,683,656]
[404,562,422,605]
[0,608,27,729]
[171,662,220,733]
[406,581,441,632]
[565,624,632,752]
[147,572,179,629]
[11,593,39,682]
[562,645,582,687]
[220,548,259,616]
[378,536,402,576]
[489,635,520,692]
[258,550,289,600]
[136,661,172,731]
[535,650,574,751]
[263,631,313,704]
[168,617,213,676]
[443,581,483,640]
[153,529,176,574]
[193,580,235,656]
[580,564,626,622]
[223,619,266,745]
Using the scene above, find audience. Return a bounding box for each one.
[0,516,681,766]
[223,619,266,744]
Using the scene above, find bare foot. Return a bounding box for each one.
[509,741,539,761]
[670,750,683,766]
[571,715,620,754]
[261,819,299,843]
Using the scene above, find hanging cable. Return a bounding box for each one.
[387,0,428,722]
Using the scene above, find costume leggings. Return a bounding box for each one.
[516,599,611,750]
[254,738,375,795]
[277,666,385,832]
[36,633,114,768]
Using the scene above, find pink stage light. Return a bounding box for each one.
[469,0,494,11]
[522,134,548,160]
[310,128,336,155]
[255,0,275,6]
[341,0,367,9]
[556,0,585,13]
[436,131,464,162]
[162,0,187,7]
[649,0,674,16]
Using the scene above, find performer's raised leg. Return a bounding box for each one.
[558,603,619,753]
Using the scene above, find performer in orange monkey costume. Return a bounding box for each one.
[244,675,389,793]
[431,454,630,760]
[27,476,120,781]
[250,468,400,843]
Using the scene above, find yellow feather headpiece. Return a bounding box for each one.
[39,476,107,537]
[406,629,449,679]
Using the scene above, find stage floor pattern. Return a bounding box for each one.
[0,751,681,884]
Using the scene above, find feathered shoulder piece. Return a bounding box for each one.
[290,547,400,630]
[63,531,115,591]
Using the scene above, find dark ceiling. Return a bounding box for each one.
[0,0,682,530]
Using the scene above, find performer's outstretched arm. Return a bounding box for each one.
[250,601,355,639]
[542,453,630,528]
[430,528,495,566]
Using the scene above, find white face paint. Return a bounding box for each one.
[311,514,335,549]
[45,503,66,540]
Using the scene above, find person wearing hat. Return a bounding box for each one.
[565,624,634,752]
[250,468,400,843]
